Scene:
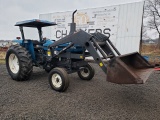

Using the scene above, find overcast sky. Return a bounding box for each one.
[0,0,143,40]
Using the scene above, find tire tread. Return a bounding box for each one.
[6,45,33,81]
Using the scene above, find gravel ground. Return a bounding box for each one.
[0,64,160,120]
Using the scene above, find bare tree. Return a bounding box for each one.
[142,26,150,40]
[144,0,160,49]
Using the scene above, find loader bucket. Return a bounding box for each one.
[106,52,154,84]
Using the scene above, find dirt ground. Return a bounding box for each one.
[0,64,160,120]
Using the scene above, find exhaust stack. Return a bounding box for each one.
[70,10,77,34]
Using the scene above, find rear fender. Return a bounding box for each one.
[12,39,35,61]
[12,39,23,45]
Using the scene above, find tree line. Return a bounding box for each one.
[143,0,160,49]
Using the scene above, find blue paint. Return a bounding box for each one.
[143,56,149,61]
[12,39,23,45]
[12,39,36,61]
[43,40,84,53]
[26,40,36,61]
[55,43,84,53]
[43,39,54,50]
[13,38,84,60]
[15,19,56,27]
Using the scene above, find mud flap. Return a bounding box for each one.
[106,52,154,84]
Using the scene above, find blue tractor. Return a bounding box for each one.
[6,10,153,92]
[5,19,57,79]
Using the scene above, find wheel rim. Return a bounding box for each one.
[51,73,62,88]
[80,68,90,77]
[9,53,19,74]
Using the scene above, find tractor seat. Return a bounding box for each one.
[32,40,44,50]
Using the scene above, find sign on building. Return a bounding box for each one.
[40,1,144,54]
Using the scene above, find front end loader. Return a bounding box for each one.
[48,10,153,91]
[6,10,153,92]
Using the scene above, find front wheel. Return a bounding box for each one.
[77,64,95,80]
[48,68,69,92]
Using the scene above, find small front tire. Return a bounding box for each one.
[49,68,69,92]
[77,64,95,80]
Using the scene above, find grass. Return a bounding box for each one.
[0,51,6,63]
[0,59,5,64]
[141,44,160,56]
[141,44,160,65]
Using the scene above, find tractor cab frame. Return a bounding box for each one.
[15,19,56,44]
[14,19,57,63]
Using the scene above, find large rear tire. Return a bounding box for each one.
[49,68,69,92]
[6,45,33,81]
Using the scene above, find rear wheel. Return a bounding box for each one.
[48,68,69,92]
[6,45,33,81]
[77,64,95,80]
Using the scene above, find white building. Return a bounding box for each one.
[39,1,144,54]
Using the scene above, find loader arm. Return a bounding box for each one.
[50,29,153,84]
[50,30,113,73]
